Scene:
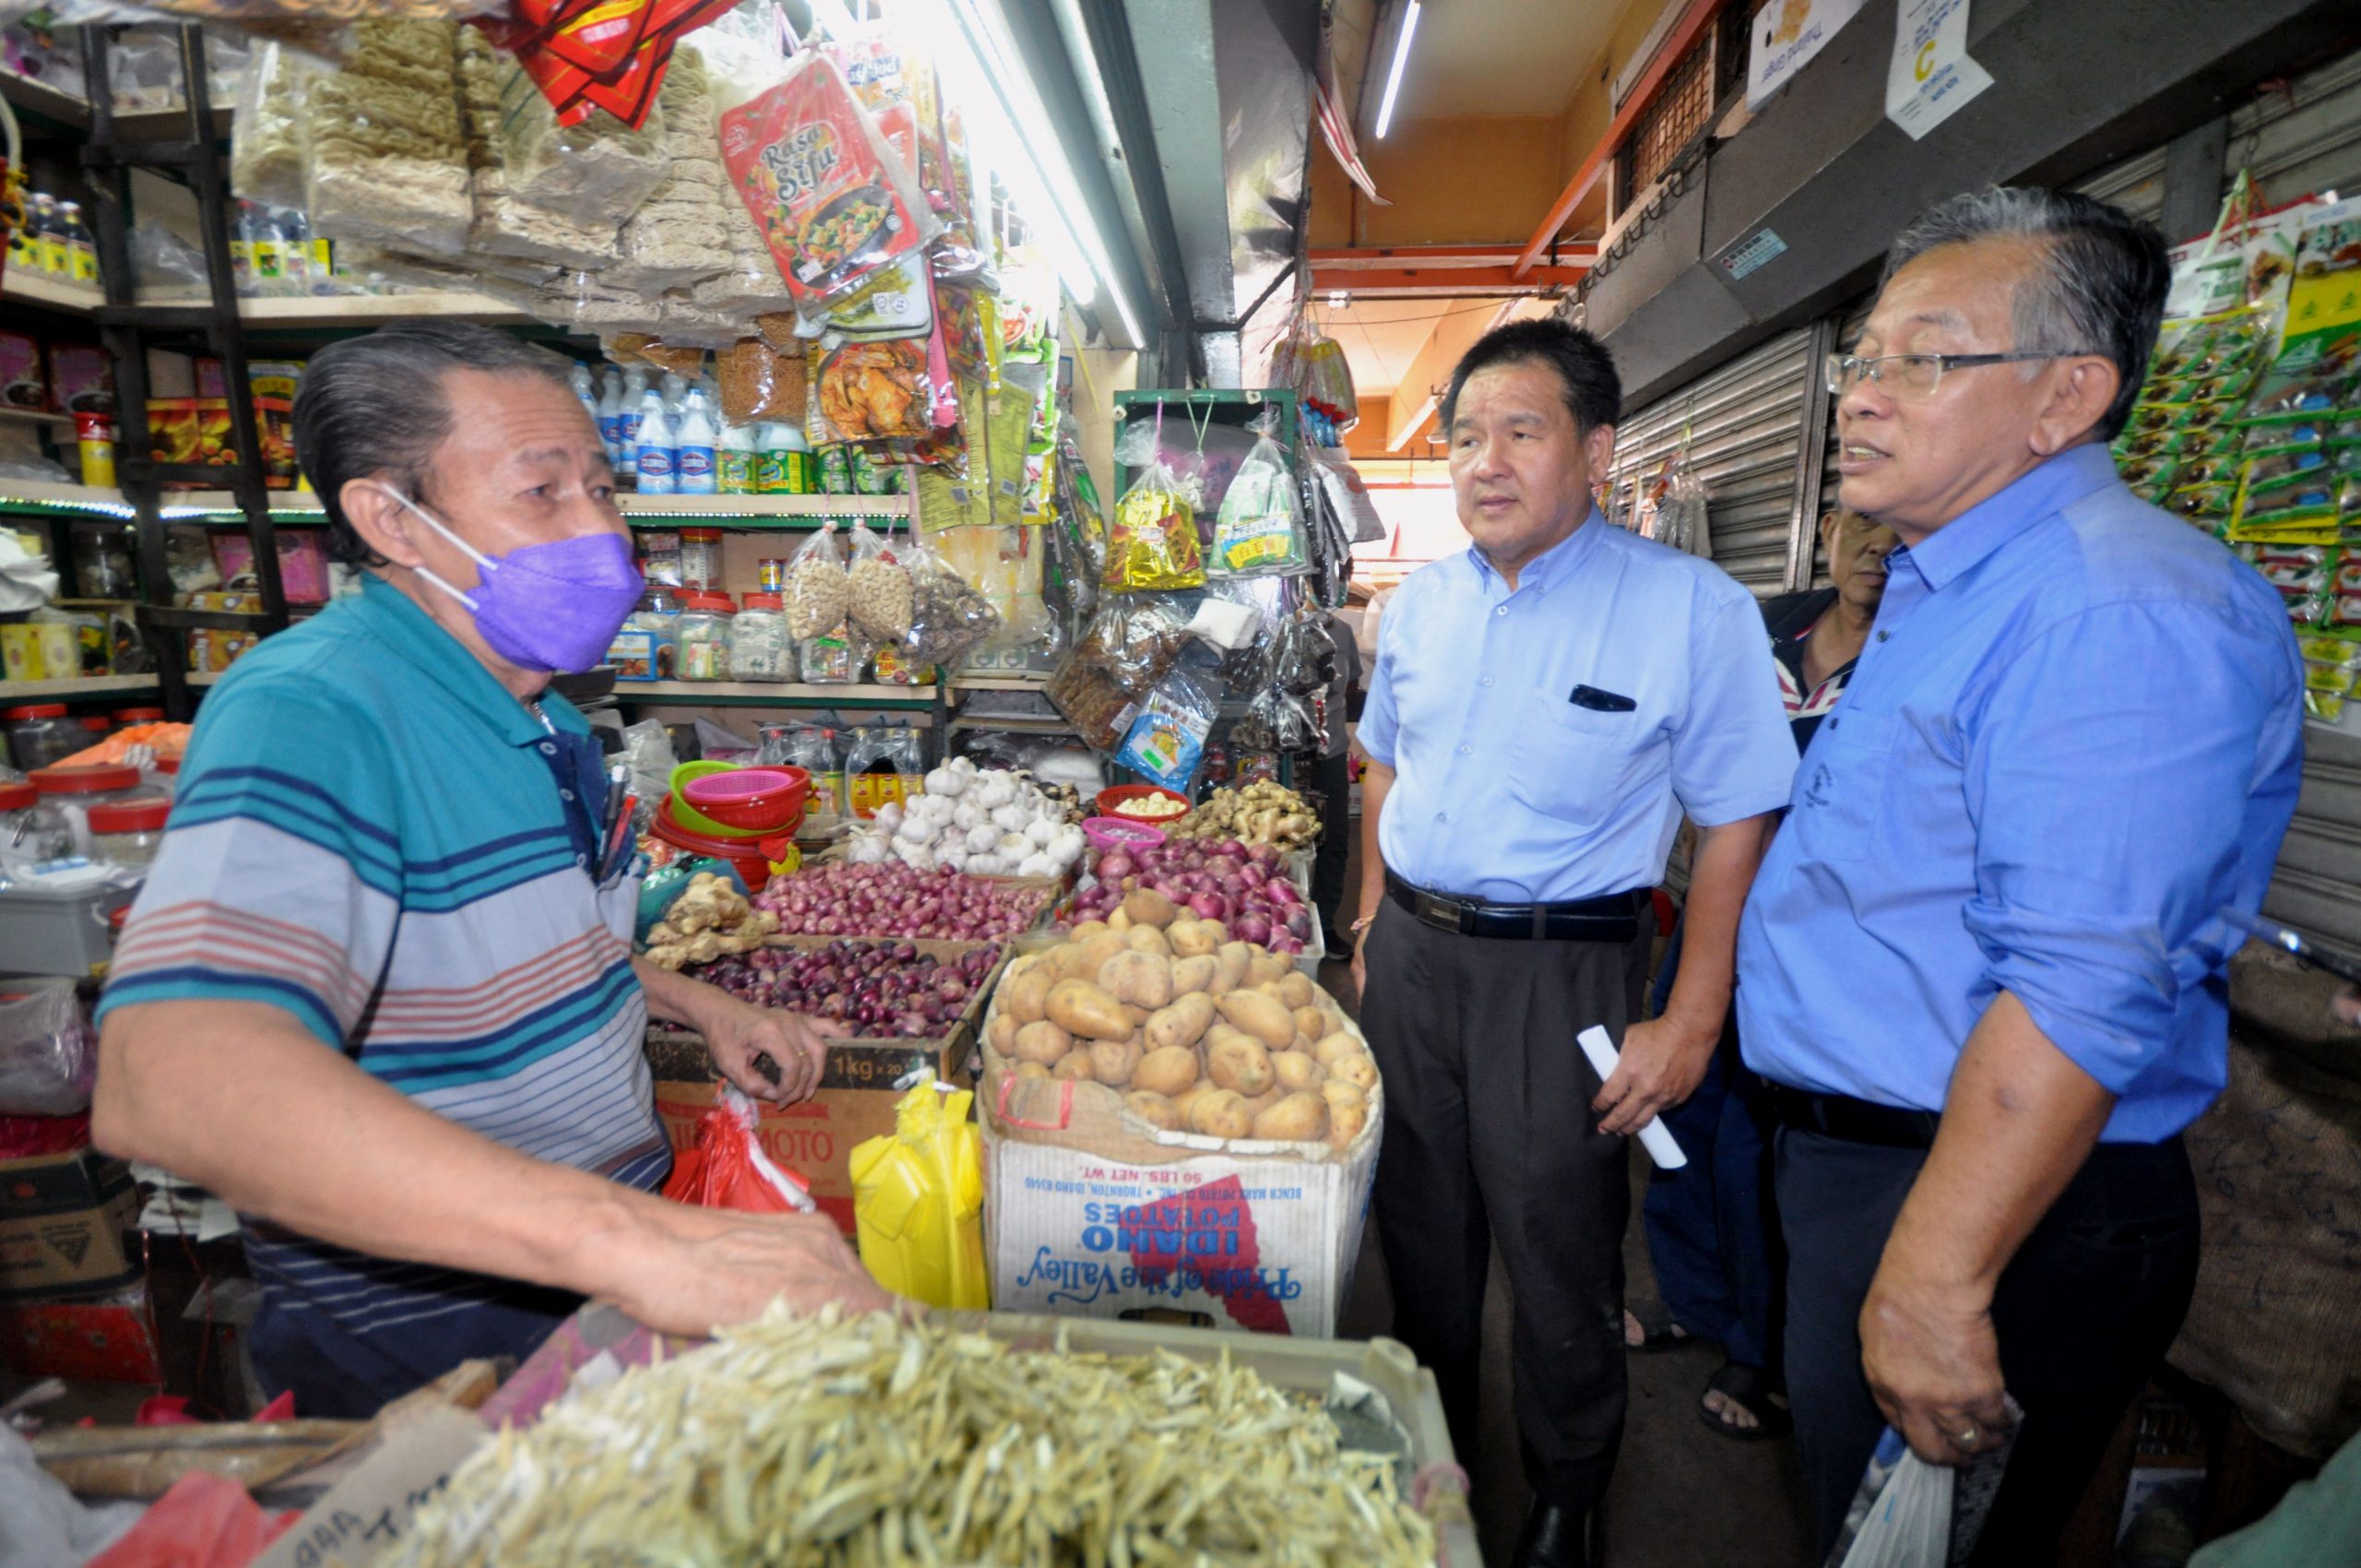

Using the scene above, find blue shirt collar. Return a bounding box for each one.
[1465,506,1608,595]
[350,574,586,746]
[1900,444,2120,592]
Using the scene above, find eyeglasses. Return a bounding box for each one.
[1823,350,2104,399]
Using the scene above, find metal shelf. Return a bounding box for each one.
[948,674,1056,691]
[0,479,135,517]
[611,680,938,709]
[0,672,160,699]
[622,493,911,521]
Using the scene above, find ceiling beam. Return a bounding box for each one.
[1513,0,1727,278]
[1311,265,1592,294]
[1311,244,1600,268]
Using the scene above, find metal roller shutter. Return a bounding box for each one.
[2267,729,2361,962]
[1608,326,1821,595]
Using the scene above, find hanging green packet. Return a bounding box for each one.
[1209,434,1310,578]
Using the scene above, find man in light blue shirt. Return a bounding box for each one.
[1349,318,1795,1568]
[1737,188,2303,1564]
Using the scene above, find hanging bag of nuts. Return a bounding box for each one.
[845,517,915,643]
[783,520,850,642]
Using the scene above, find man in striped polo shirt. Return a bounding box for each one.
[94,323,887,1417]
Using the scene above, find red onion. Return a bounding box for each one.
[1188,891,1228,921]
[1097,851,1136,881]
[1232,912,1273,944]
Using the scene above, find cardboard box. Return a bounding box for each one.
[0,1287,163,1383]
[0,1147,139,1301]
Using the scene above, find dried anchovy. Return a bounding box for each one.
[386,1306,1438,1568]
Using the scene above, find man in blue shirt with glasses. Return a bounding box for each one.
[1738,188,2303,1564]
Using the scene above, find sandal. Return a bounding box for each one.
[1622,1302,1693,1353]
[1698,1361,1791,1442]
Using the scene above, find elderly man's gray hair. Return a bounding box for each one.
[1880,186,2168,444]
[292,321,580,568]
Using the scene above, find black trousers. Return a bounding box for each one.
[1361,898,1652,1512]
[1311,750,1352,944]
[1777,1125,2201,1565]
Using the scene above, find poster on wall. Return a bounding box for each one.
[1885,0,1993,140]
[1747,0,1868,110]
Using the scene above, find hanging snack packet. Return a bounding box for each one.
[783,520,849,641]
[716,49,937,314]
[1108,460,1207,592]
[1210,434,1309,577]
[1115,666,1220,792]
[899,539,1003,669]
[845,519,915,642]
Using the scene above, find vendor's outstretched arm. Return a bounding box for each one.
[94,998,892,1335]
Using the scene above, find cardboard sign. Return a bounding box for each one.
[1747,0,1867,109]
[1885,0,1992,140]
[251,1407,490,1568]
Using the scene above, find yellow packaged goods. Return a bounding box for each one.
[383,1306,1438,1568]
[849,1084,988,1310]
[1107,461,1206,591]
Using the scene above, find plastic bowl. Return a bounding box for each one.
[1082,815,1168,854]
[669,759,734,799]
[1094,783,1192,826]
[650,804,778,891]
[682,766,810,832]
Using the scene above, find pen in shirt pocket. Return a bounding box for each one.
[1568,684,1638,712]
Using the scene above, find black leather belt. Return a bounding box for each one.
[1766,1085,1942,1149]
[1382,870,1643,943]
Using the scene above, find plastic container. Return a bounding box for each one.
[626,588,682,681]
[87,797,170,868]
[674,591,737,682]
[681,765,810,833]
[1081,815,1167,855]
[5,705,80,773]
[799,626,860,684]
[0,779,74,861]
[728,593,794,683]
[113,707,165,726]
[679,528,725,592]
[1094,784,1192,826]
[0,879,138,978]
[30,763,165,857]
[649,799,782,890]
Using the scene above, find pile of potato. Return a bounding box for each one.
[981,888,1378,1152]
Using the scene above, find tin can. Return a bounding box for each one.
[757,557,789,593]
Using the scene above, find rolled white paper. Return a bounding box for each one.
[1578,1026,1688,1169]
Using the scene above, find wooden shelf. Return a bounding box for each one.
[0,73,236,139]
[0,673,160,699]
[0,479,130,516]
[0,276,529,327]
[0,406,73,428]
[1,269,105,315]
[621,493,911,520]
[949,674,1055,691]
[161,492,322,517]
[611,680,937,709]
[949,713,1078,734]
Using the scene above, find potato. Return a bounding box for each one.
[1312,1031,1364,1068]
[1328,1101,1370,1149]
[1169,955,1218,995]
[1245,954,1290,986]
[1320,1079,1367,1113]
[1276,972,1316,1010]
[1004,967,1054,1026]
[1145,992,1216,1053]
[1215,941,1253,992]
[1169,1080,1218,1124]
[1070,920,1109,941]
[1290,1034,1321,1056]
[1125,923,1172,959]
[1098,952,1173,1011]
[1168,920,1220,958]
[987,1014,1017,1055]
[1216,992,1295,1051]
[1125,1090,1182,1131]
[1133,1044,1202,1099]
[1290,1005,1328,1041]
[1252,1091,1329,1143]
[1013,1019,1073,1065]
[1207,1034,1275,1097]
[1329,1051,1380,1090]
[1122,888,1180,929]
[1240,1087,1282,1119]
[1089,1037,1145,1086]
[1203,1022,1253,1056]
[1274,1051,1327,1093]
[1046,980,1132,1041]
[1051,1050,1097,1081]
[1190,1088,1252,1139]
[1014,1060,1052,1081]
[1107,905,1134,932]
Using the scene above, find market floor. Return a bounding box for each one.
[1315,950,1818,1568]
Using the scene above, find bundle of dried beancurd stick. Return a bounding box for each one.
[387,1305,1439,1567]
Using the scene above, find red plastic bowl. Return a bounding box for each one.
[1094,783,1192,826]
[681,766,810,832]
[651,802,781,891]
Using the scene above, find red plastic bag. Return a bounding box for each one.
[82,1472,297,1568]
[661,1085,816,1215]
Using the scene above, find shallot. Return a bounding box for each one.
[754,862,1048,941]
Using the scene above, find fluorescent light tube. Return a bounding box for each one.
[1374,0,1420,140]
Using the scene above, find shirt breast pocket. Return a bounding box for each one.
[1789,710,1895,861]
[1506,693,1640,828]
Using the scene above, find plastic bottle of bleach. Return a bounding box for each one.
[635,391,678,495]
[596,367,625,467]
[618,367,650,481]
[675,390,718,495]
[569,362,599,429]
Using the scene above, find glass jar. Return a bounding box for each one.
[679,528,725,592]
[4,705,80,772]
[29,762,165,857]
[626,588,682,681]
[674,591,737,682]
[0,779,74,862]
[730,593,793,683]
[87,797,170,868]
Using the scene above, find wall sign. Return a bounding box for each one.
[1886,0,1993,140]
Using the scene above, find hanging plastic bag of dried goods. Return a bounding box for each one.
[1295,330,1359,432]
[1107,457,1206,592]
[844,517,915,643]
[1114,663,1221,792]
[1210,432,1309,578]
[782,520,849,642]
[898,537,1002,670]
[662,1084,818,1215]
[813,338,932,444]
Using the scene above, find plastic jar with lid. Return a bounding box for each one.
[627,588,682,681]
[0,778,74,862]
[113,706,165,728]
[730,593,793,682]
[798,624,861,684]
[4,705,80,772]
[88,797,170,869]
[679,528,725,591]
[30,763,167,857]
[674,591,737,682]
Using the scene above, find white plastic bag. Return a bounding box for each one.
[0,982,96,1116]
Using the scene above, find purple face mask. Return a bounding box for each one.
[377,484,644,673]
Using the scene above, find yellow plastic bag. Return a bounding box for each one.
[849,1083,989,1310]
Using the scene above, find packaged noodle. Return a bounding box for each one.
[1107,460,1205,592]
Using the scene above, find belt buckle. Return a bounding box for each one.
[1413,891,1468,933]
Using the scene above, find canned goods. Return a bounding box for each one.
[757,557,789,593]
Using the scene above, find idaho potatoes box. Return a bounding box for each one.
[0,1148,139,1301]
